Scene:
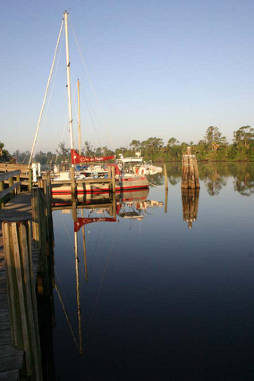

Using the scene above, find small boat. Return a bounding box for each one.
[117,153,162,176]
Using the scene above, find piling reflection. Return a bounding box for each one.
[181,188,200,229]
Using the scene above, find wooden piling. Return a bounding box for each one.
[32,184,54,298]
[70,166,76,198]
[16,173,21,194]
[0,180,3,208]
[46,171,54,247]
[31,188,40,247]
[37,176,43,189]
[181,147,200,189]
[28,169,33,192]
[112,166,116,193]
[2,219,43,380]
[9,175,14,197]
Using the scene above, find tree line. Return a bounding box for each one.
[1,125,254,165]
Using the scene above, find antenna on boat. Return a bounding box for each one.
[64,11,74,153]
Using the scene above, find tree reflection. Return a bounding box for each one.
[199,164,226,196]
[158,162,254,196]
[233,165,254,196]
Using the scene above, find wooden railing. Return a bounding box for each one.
[0,170,21,207]
[0,164,33,194]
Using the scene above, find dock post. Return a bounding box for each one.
[2,219,43,380]
[107,166,112,192]
[28,169,33,192]
[9,175,14,197]
[37,176,43,189]
[70,167,76,198]
[0,180,3,208]
[16,172,21,194]
[112,166,116,193]
[181,146,200,189]
[46,171,54,246]
[31,188,41,248]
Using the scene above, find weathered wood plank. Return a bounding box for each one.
[0,183,20,200]
[0,171,20,181]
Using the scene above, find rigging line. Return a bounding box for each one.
[39,36,64,151]
[28,18,64,168]
[55,282,80,352]
[70,24,103,120]
[70,23,111,147]
[74,84,103,147]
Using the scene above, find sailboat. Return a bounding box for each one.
[31,11,149,198]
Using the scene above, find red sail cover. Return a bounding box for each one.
[71,149,115,164]
[74,217,116,232]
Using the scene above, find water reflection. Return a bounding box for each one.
[163,162,254,196]
[181,188,200,229]
[52,189,164,360]
[51,164,254,377]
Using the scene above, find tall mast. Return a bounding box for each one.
[64,11,74,150]
[77,79,81,155]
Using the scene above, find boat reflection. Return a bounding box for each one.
[54,188,163,356]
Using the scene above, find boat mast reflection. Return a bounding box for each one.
[54,189,164,356]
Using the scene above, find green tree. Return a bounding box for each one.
[205,126,226,150]
[233,126,254,149]
[83,141,94,156]
[56,142,70,164]
[0,142,11,162]
[130,139,141,153]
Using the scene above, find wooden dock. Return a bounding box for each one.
[0,193,33,380]
[0,173,53,380]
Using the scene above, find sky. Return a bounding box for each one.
[2,0,254,153]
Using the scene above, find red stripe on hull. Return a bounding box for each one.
[52,184,149,196]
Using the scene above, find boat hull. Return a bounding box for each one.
[51,175,149,199]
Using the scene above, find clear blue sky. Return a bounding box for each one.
[2,0,254,153]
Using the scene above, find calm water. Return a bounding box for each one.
[51,163,254,379]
